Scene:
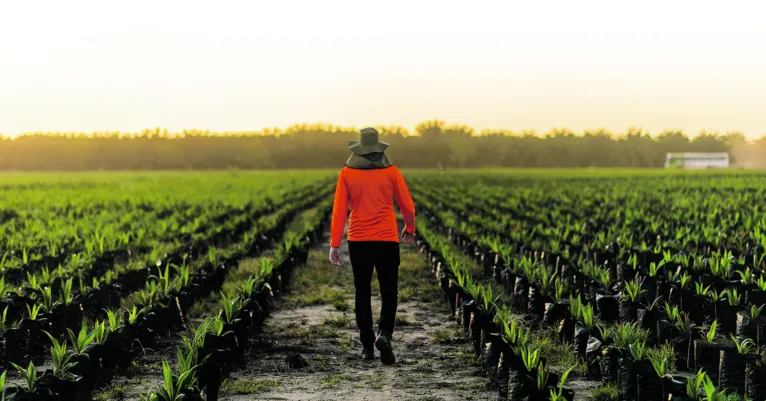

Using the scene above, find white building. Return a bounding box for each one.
[664,153,730,169]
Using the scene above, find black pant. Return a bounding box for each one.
[348,241,400,348]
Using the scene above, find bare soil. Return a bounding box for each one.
[219,236,495,401]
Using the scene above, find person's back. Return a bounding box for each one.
[329,128,415,365]
[330,165,415,248]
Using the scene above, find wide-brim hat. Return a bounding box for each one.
[348,127,389,155]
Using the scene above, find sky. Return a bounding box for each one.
[1,0,765,137]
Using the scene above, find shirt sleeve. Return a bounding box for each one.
[330,169,349,248]
[393,167,416,234]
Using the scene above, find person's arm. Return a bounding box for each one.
[330,169,349,248]
[393,167,416,235]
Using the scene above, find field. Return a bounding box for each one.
[1,169,765,401]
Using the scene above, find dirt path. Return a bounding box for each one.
[219,233,494,401]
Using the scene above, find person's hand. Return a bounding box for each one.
[401,228,415,244]
[329,247,343,266]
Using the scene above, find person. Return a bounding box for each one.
[329,127,416,365]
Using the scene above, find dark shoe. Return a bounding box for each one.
[375,331,396,365]
[361,348,375,361]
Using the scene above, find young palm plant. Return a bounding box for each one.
[731,335,756,355]
[685,369,707,401]
[67,323,98,355]
[549,366,574,401]
[622,277,646,303]
[43,331,78,379]
[704,320,718,345]
[9,362,38,393]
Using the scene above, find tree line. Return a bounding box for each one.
[0,120,756,170]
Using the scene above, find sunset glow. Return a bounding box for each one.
[1,0,764,136]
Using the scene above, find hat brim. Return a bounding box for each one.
[348,140,389,155]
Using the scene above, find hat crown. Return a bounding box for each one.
[359,128,379,145]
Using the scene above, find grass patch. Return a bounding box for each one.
[311,324,340,338]
[431,328,459,344]
[395,314,411,326]
[94,384,128,401]
[222,378,281,394]
[323,312,351,328]
[588,383,618,401]
[455,381,486,391]
[275,321,339,339]
[289,286,347,309]
[321,373,349,388]
[413,358,435,373]
[399,286,416,302]
[362,372,386,390]
[647,341,677,373]
[292,250,350,292]
[397,250,446,302]
[529,327,587,375]
[338,334,355,352]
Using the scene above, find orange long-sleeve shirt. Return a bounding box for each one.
[330,166,416,248]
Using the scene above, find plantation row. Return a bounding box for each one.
[0,172,335,401]
[408,171,766,401]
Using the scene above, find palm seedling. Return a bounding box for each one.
[549,366,574,401]
[630,341,647,361]
[105,309,124,332]
[220,292,245,325]
[67,323,98,355]
[9,362,38,393]
[731,335,756,355]
[695,282,711,297]
[535,362,550,394]
[650,355,669,378]
[581,303,596,329]
[553,277,567,303]
[726,288,742,307]
[155,359,197,401]
[596,323,614,343]
[139,393,159,401]
[664,302,679,322]
[0,306,8,335]
[39,267,52,286]
[43,331,78,380]
[751,304,764,319]
[703,320,717,345]
[208,316,225,337]
[126,305,145,325]
[39,286,55,312]
[708,289,727,304]
[614,322,648,350]
[59,277,74,306]
[255,257,275,288]
[686,369,707,401]
[26,303,43,320]
[27,272,41,290]
[171,262,191,289]
[570,294,583,321]
[537,266,557,298]
[737,268,755,286]
[622,277,646,303]
[236,276,257,300]
[517,344,541,372]
[702,374,729,401]
[92,321,109,345]
[157,264,176,295]
[479,285,501,313]
[648,260,666,278]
